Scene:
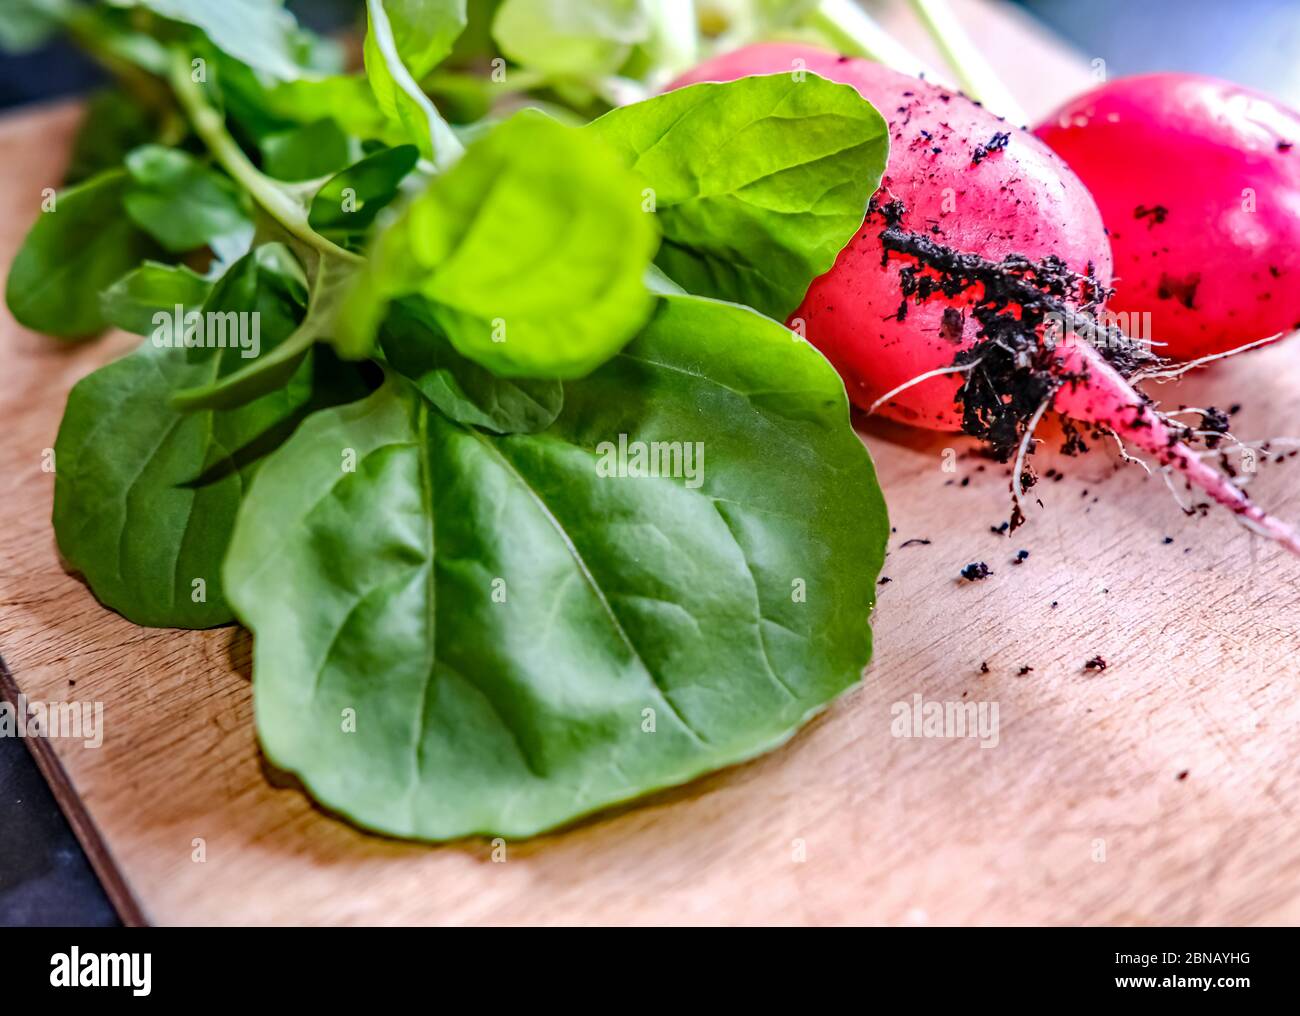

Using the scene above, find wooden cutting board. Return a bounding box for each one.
[3,8,1300,926]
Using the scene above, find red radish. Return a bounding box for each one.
[1035,74,1300,361]
[670,44,1300,555]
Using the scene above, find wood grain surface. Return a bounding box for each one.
[2,6,1298,926]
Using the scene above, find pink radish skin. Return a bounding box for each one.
[1036,74,1300,361]
[670,44,1300,555]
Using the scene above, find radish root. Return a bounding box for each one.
[874,196,1300,559]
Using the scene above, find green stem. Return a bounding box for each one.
[167,53,362,265]
[809,0,936,79]
[645,0,700,80]
[424,68,548,97]
[907,0,1027,123]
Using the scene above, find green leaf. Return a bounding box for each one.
[375,0,468,79]
[133,0,305,81]
[51,248,366,628]
[363,0,464,167]
[225,292,887,839]
[100,261,214,336]
[123,145,254,254]
[65,89,157,186]
[336,112,658,379]
[492,0,650,77]
[251,73,397,143]
[260,119,356,182]
[6,169,155,339]
[307,144,420,250]
[588,73,889,319]
[380,297,562,433]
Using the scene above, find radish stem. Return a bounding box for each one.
[906,0,1027,123]
[809,0,940,81]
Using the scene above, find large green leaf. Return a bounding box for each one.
[588,73,889,319]
[336,111,658,378]
[54,248,366,628]
[224,293,887,839]
[6,169,155,339]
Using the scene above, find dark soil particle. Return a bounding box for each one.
[899,538,932,547]
[1163,536,1174,544]
[960,561,992,581]
[971,131,1011,165]
[1012,549,1030,564]
[1084,655,1108,671]
[1177,770,1190,781]
[1017,665,1034,676]
[879,576,892,585]
[1200,406,1230,448]
[1134,203,1169,227]
[939,306,965,342]
[979,661,990,674]
[1157,271,1201,309]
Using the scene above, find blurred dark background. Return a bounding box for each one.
[2,0,1298,927]
[1021,0,1300,106]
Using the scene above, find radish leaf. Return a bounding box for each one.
[225,293,887,838]
[588,73,889,319]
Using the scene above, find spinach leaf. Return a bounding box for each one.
[224,292,887,839]
[100,261,214,336]
[133,0,305,80]
[6,169,155,339]
[380,297,562,433]
[307,144,420,250]
[588,73,889,319]
[54,249,367,629]
[492,0,650,77]
[336,111,658,379]
[260,119,357,182]
[363,0,465,167]
[374,0,468,79]
[235,71,398,145]
[123,145,254,256]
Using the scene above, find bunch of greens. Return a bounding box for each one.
[4,0,890,840]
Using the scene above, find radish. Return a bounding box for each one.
[670,44,1300,555]
[1035,74,1300,362]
